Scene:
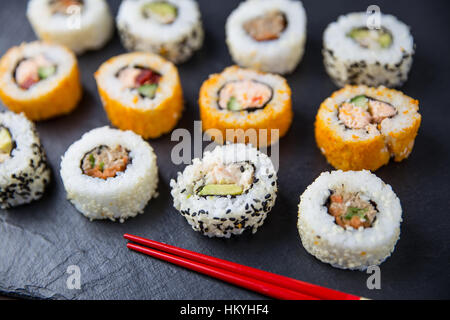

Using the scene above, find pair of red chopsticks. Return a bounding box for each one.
[124,233,364,300]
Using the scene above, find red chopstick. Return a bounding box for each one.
[127,242,315,300]
[124,233,363,300]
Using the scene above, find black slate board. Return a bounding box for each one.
[1,0,449,300]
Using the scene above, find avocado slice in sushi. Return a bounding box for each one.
[138,83,158,99]
[143,1,177,24]
[378,33,393,48]
[38,65,56,80]
[198,184,243,196]
[350,95,369,109]
[227,97,241,111]
[0,127,13,156]
[348,27,393,49]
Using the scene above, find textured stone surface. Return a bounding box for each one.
[0,0,449,299]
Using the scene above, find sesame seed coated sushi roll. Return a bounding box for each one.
[199,66,293,147]
[60,126,158,222]
[27,0,114,55]
[0,111,50,209]
[315,85,421,171]
[0,41,82,121]
[323,12,414,87]
[226,0,307,74]
[170,143,278,238]
[117,0,204,64]
[95,52,183,139]
[298,170,402,270]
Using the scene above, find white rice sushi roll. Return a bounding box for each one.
[27,0,114,55]
[60,126,158,222]
[297,170,402,271]
[226,0,307,74]
[117,0,204,64]
[323,12,414,87]
[0,111,50,209]
[170,143,278,238]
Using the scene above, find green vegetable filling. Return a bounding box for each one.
[99,161,105,172]
[347,27,393,49]
[0,127,13,155]
[198,184,244,196]
[350,95,369,109]
[143,1,177,24]
[89,153,95,168]
[344,207,368,220]
[138,83,158,99]
[38,65,56,80]
[227,97,241,111]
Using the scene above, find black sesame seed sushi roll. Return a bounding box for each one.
[0,111,50,209]
[117,0,204,64]
[170,143,278,238]
[60,126,158,222]
[323,12,414,87]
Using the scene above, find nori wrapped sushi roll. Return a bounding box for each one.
[170,143,278,238]
[315,85,421,171]
[298,170,402,270]
[323,12,415,87]
[60,126,158,222]
[226,0,307,74]
[117,0,204,64]
[0,111,50,209]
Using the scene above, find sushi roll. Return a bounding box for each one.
[94,52,183,139]
[199,66,293,147]
[298,170,402,270]
[170,143,278,238]
[117,0,204,64]
[0,41,82,121]
[315,85,421,171]
[0,111,50,209]
[323,12,414,87]
[27,0,114,55]
[226,0,307,74]
[60,126,158,222]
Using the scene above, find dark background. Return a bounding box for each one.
[0,0,449,300]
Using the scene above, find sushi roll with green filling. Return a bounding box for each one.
[60,126,158,222]
[323,12,414,87]
[297,170,402,270]
[27,0,114,54]
[117,0,204,64]
[170,143,278,238]
[0,111,50,209]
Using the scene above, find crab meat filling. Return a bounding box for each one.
[243,10,287,42]
[218,80,273,112]
[195,162,255,196]
[117,66,161,99]
[81,145,130,180]
[14,54,57,90]
[0,126,14,164]
[327,187,378,229]
[142,1,178,24]
[347,26,393,50]
[338,95,397,130]
[49,0,84,15]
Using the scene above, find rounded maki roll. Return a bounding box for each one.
[60,126,158,222]
[117,0,204,64]
[315,85,421,171]
[298,170,402,270]
[170,143,278,238]
[27,0,114,55]
[323,12,414,87]
[199,66,293,147]
[95,52,183,139]
[226,0,307,74]
[0,111,50,209]
[0,41,82,121]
